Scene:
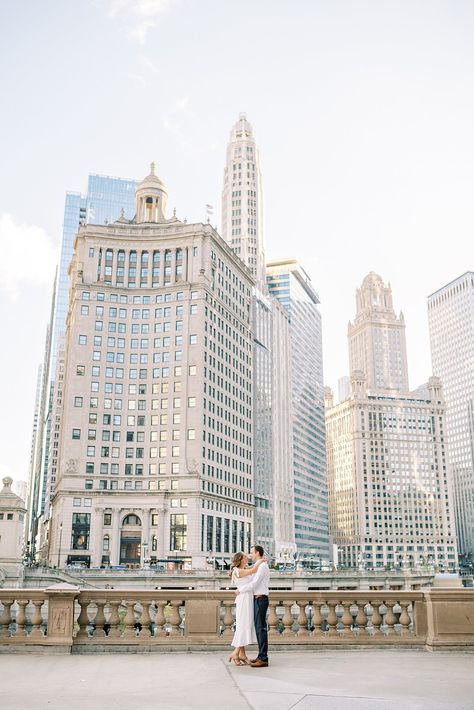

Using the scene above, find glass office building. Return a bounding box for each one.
[266,259,329,562]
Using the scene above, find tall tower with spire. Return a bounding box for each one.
[348,272,409,394]
[221,113,265,287]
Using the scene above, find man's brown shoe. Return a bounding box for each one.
[250,659,268,667]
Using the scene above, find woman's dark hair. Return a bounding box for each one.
[230,551,245,577]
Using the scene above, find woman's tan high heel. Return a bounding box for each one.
[228,654,242,665]
[238,655,250,665]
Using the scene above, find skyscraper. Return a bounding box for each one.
[428,272,474,559]
[221,114,295,563]
[48,165,254,569]
[28,174,138,558]
[267,259,329,563]
[221,113,265,287]
[326,274,458,570]
[348,272,409,394]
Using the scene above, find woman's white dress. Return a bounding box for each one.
[231,568,257,647]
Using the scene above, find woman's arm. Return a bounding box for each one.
[236,558,264,578]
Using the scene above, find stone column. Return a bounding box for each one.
[111,509,121,566]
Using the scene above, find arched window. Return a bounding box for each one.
[122,513,142,526]
[117,250,125,262]
[141,251,149,263]
[106,249,113,262]
[129,251,137,264]
[103,535,110,552]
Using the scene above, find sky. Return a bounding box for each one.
[1,0,474,486]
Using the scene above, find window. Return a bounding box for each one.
[78,335,87,345]
[188,397,196,407]
[73,498,81,507]
[189,365,197,376]
[189,334,197,344]
[74,397,83,408]
[76,365,85,376]
[187,429,195,440]
[151,514,159,526]
[170,514,187,551]
[71,513,90,550]
[72,429,81,440]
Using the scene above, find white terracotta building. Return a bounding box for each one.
[48,165,254,569]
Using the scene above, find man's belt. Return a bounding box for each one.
[254,594,268,599]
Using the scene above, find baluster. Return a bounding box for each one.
[320,603,329,633]
[326,600,338,635]
[379,602,388,636]
[341,602,353,634]
[122,600,137,639]
[281,601,294,635]
[384,600,396,636]
[107,601,121,638]
[365,602,374,636]
[15,600,28,637]
[154,600,166,636]
[355,600,367,634]
[168,600,182,635]
[93,600,107,638]
[371,600,382,634]
[399,602,411,636]
[140,601,152,637]
[312,603,322,634]
[267,600,279,637]
[335,603,344,635]
[0,599,14,638]
[29,599,45,639]
[76,599,90,639]
[296,599,309,636]
[221,600,234,637]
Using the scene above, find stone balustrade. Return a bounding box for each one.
[1,587,473,652]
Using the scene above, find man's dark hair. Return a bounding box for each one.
[253,544,264,557]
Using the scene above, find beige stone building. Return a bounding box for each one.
[48,165,254,569]
[326,274,458,571]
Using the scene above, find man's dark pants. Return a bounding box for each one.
[253,596,269,661]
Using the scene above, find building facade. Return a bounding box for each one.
[348,272,409,394]
[221,115,295,562]
[221,113,265,287]
[28,175,138,558]
[326,374,458,570]
[428,272,474,558]
[267,259,329,563]
[326,274,458,570]
[48,165,254,569]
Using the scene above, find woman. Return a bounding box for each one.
[229,551,265,665]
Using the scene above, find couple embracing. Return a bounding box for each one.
[229,544,270,668]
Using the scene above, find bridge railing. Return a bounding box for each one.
[1,587,473,652]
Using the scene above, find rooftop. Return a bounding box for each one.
[1,650,472,710]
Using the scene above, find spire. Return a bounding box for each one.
[221,114,265,287]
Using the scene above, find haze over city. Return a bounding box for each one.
[2,0,474,486]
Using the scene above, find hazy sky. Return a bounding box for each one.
[1,0,474,486]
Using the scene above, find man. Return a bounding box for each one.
[236,544,270,667]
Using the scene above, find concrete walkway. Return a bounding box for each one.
[1,650,473,710]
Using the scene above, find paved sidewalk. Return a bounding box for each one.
[1,650,473,710]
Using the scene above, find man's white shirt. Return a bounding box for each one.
[239,561,270,595]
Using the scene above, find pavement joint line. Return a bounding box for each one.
[221,657,255,710]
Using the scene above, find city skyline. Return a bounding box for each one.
[2,1,474,487]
